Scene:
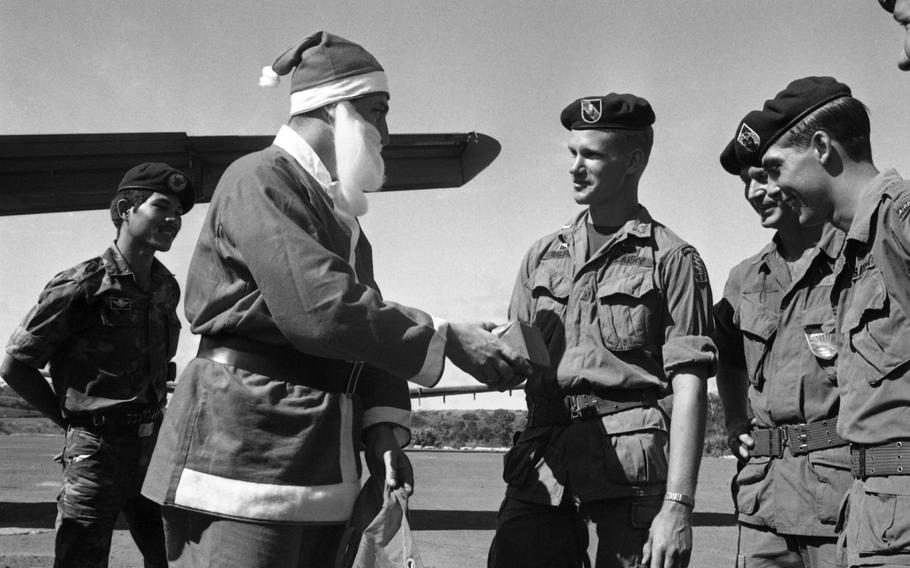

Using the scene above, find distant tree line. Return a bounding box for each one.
[412,392,730,456]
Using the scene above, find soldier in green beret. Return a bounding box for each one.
[1,162,194,567]
[735,75,910,567]
[489,93,716,568]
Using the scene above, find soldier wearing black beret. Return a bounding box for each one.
[716,132,849,567]
[489,93,716,568]
[735,75,910,567]
[0,161,193,567]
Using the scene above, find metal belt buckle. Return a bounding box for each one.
[137,422,154,438]
[788,424,809,455]
[571,403,596,421]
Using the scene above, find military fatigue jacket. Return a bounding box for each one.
[503,208,715,505]
[7,245,179,415]
[833,169,910,445]
[510,207,716,398]
[714,225,851,536]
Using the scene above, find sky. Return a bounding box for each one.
[2,1,908,410]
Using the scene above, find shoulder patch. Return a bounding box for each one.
[681,245,709,285]
[896,198,910,220]
[542,247,570,260]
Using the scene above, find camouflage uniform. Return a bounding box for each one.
[6,244,178,568]
[489,208,716,568]
[714,225,852,567]
[831,170,910,567]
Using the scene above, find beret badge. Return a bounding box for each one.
[168,173,188,193]
[737,123,761,153]
[581,99,602,124]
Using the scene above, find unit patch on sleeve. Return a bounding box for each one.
[681,246,709,285]
[896,198,910,220]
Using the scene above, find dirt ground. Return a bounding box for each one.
[0,435,738,567]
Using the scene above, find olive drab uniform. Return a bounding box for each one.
[6,244,177,567]
[489,207,716,568]
[714,224,853,566]
[831,170,910,567]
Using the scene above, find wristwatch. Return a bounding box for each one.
[663,491,695,508]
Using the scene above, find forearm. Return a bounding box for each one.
[665,368,707,499]
[0,355,65,428]
[715,363,749,435]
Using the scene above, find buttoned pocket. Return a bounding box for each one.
[600,406,669,485]
[529,268,570,338]
[596,270,655,350]
[736,294,777,389]
[733,456,772,515]
[841,269,910,386]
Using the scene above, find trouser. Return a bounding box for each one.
[161,506,347,568]
[55,423,165,568]
[487,495,662,568]
[737,523,842,568]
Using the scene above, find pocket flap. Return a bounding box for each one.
[600,406,667,436]
[530,269,570,300]
[737,294,777,340]
[842,270,887,333]
[597,270,654,300]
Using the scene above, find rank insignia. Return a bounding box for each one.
[737,123,761,152]
[581,99,602,123]
[168,173,188,193]
[109,297,132,311]
[804,328,837,360]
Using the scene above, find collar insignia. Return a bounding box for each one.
[581,99,602,124]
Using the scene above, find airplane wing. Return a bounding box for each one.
[0,131,500,216]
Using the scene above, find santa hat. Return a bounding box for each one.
[260,31,389,116]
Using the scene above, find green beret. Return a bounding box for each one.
[733,76,852,168]
[117,162,195,213]
[560,93,655,131]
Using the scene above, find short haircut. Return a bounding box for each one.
[612,126,654,162]
[784,97,873,163]
[110,189,154,235]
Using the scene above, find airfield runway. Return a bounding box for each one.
[0,435,738,567]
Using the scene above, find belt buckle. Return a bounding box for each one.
[137,422,154,438]
[788,424,809,455]
[571,403,597,421]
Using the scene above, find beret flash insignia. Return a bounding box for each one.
[737,123,761,152]
[168,173,188,193]
[581,99,602,124]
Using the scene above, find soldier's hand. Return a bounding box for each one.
[446,322,533,390]
[726,422,753,461]
[641,501,693,568]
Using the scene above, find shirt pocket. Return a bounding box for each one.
[99,305,140,327]
[733,456,772,515]
[735,294,777,389]
[529,268,570,336]
[600,406,669,485]
[841,268,910,386]
[596,270,655,350]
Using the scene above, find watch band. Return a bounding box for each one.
[663,491,695,508]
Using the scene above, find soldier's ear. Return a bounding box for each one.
[116,199,132,221]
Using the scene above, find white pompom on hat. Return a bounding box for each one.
[259,31,389,116]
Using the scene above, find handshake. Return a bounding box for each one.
[444,320,550,391]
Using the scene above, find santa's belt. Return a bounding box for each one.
[527,389,657,427]
[751,419,847,457]
[851,440,910,478]
[196,335,364,394]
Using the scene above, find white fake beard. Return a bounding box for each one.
[331,100,386,217]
